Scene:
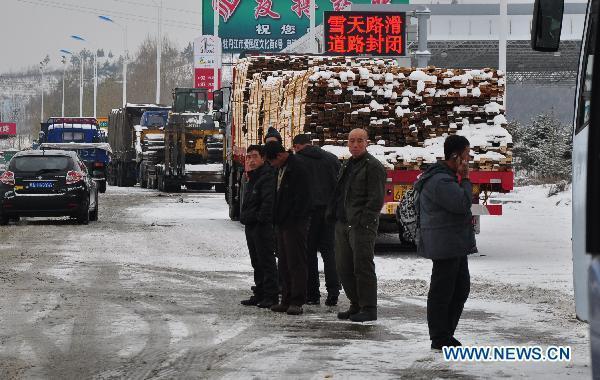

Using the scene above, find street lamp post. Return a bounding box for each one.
[59,49,72,117]
[71,35,98,118]
[79,52,84,117]
[156,0,163,104]
[99,16,127,107]
[39,61,45,122]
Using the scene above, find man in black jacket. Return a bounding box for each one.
[293,134,341,306]
[327,128,387,323]
[416,135,473,350]
[264,141,312,316]
[239,145,279,309]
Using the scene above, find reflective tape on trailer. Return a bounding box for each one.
[471,204,503,216]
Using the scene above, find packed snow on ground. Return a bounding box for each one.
[63,184,588,377]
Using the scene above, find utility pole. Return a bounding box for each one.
[123,25,128,107]
[156,0,163,104]
[61,56,67,117]
[93,49,98,118]
[80,53,84,117]
[499,0,508,107]
[214,0,219,93]
[310,0,316,53]
[40,62,45,122]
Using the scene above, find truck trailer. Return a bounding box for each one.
[216,55,513,241]
[108,104,171,187]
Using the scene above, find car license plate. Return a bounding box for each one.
[28,181,54,189]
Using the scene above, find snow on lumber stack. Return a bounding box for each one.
[232,55,511,171]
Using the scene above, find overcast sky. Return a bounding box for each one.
[1,0,202,73]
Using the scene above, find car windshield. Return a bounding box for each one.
[11,156,71,172]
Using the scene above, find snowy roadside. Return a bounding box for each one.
[0,184,587,378]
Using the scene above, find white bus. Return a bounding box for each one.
[532,0,600,375]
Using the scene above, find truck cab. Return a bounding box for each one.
[42,117,103,144]
[38,117,111,193]
[155,88,224,192]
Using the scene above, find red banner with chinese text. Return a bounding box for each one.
[194,68,222,100]
[324,11,406,56]
[0,123,17,136]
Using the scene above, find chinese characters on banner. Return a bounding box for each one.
[324,11,406,56]
[194,35,222,100]
[0,123,16,136]
[195,68,222,100]
[204,0,409,54]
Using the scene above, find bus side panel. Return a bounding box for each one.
[574,101,592,322]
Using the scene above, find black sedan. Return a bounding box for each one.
[0,150,99,225]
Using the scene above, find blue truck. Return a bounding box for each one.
[38,117,111,193]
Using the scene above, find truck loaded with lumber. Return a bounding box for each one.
[219,55,513,241]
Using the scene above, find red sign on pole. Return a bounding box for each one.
[0,123,17,136]
[324,11,407,56]
[195,68,222,100]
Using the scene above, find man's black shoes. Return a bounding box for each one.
[240,296,259,306]
[349,307,377,322]
[256,297,278,309]
[337,304,361,320]
[306,298,320,305]
[325,294,338,306]
[431,337,462,350]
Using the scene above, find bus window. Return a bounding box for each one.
[577,4,598,134]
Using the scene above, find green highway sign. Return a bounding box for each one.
[203,0,409,53]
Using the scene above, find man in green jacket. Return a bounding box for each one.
[327,128,387,322]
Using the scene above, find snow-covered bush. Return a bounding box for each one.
[547,180,570,197]
[507,113,572,184]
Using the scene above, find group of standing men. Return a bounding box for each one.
[239,127,387,322]
[238,125,475,348]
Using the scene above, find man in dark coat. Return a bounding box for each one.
[265,141,312,316]
[327,128,387,323]
[293,134,341,306]
[239,145,279,308]
[415,134,474,350]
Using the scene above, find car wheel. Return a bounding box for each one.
[98,180,107,193]
[77,201,90,225]
[89,194,99,222]
[0,214,9,225]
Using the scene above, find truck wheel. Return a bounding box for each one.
[158,175,165,192]
[117,167,124,187]
[228,176,240,221]
[215,183,225,193]
[98,180,107,193]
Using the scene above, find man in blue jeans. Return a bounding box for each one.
[415,135,474,350]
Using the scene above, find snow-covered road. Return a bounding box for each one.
[0,185,589,378]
